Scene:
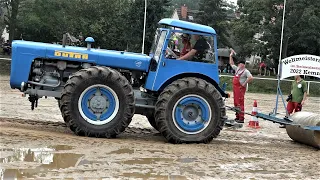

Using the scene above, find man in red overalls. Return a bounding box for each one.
[229,49,253,123]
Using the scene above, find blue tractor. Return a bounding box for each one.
[10,19,229,144]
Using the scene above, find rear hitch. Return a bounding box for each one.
[28,95,39,110]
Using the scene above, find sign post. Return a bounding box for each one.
[273,0,287,117]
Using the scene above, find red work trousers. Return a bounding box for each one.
[233,75,246,121]
[286,101,302,115]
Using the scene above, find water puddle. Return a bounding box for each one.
[0,145,85,179]
[107,148,135,154]
[120,157,204,178]
[177,158,197,163]
[121,170,188,180]
[47,145,74,151]
[1,146,201,179]
[146,150,167,154]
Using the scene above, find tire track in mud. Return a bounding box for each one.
[0,117,166,151]
[0,117,295,149]
[0,114,316,152]
[0,117,159,137]
[0,117,67,127]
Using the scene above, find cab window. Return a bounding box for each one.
[165,31,216,64]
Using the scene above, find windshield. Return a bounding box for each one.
[152,30,167,62]
[149,29,160,56]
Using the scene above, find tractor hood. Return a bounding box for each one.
[12,40,151,71]
[10,40,151,89]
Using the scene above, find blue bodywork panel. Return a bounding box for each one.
[158,18,216,35]
[10,40,151,89]
[145,59,220,91]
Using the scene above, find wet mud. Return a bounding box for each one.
[1,74,320,179]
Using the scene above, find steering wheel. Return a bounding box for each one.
[166,47,179,59]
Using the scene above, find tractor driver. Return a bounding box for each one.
[180,33,192,57]
[177,34,209,61]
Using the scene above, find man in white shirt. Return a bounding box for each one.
[229,49,253,123]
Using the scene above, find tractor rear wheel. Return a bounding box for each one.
[155,77,226,144]
[60,66,134,138]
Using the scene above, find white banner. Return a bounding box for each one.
[280,54,320,80]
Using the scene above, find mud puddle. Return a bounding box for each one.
[1,146,199,179]
[106,148,135,155]
[0,145,85,179]
[121,170,188,180]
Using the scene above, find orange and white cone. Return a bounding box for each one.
[248,100,260,129]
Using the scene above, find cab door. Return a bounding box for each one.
[144,30,169,90]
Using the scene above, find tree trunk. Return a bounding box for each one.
[282,36,290,59]
[8,0,20,43]
[9,24,15,43]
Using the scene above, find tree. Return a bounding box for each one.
[170,0,201,10]
[196,0,233,48]
[231,0,320,67]
[72,0,133,50]
[16,0,80,43]
[0,0,29,42]
[15,0,170,53]
[0,6,6,36]
[126,0,170,53]
[16,0,132,50]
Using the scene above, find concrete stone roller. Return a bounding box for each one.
[286,112,320,149]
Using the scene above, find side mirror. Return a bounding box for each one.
[85,37,95,50]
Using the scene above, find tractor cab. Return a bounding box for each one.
[145,19,222,94]
[149,19,217,64]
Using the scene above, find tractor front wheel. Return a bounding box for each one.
[60,66,134,138]
[155,77,226,144]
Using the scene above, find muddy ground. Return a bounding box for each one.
[0,61,319,179]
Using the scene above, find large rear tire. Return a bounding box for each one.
[155,77,226,144]
[60,66,134,138]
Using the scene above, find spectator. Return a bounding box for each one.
[266,60,276,76]
[229,49,254,123]
[259,61,266,76]
[280,75,307,128]
[223,67,227,73]
[2,40,11,56]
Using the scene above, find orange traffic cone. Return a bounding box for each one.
[248,100,260,129]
